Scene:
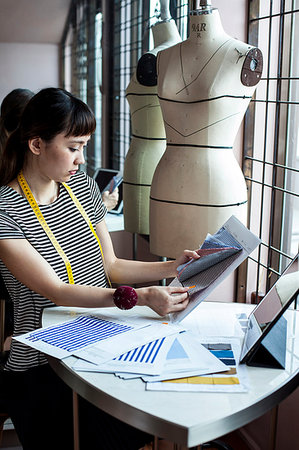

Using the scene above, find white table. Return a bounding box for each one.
[105,212,124,232]
[43,302,299,449]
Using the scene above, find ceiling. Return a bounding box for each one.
[0,0,72,44]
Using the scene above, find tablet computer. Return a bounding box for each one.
[239,253,299,365]
[93,168,123,215]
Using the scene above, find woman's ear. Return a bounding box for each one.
[28,137,42,155]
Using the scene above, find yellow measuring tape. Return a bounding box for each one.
[17,171,112,288]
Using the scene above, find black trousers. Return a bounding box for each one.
[0,364,152,450]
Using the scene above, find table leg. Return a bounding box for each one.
[152,436,159,449]
[72,391,80,450]
[269,405,278,450]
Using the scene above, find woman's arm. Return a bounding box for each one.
[96,220,200,284]
[0,237,192,316]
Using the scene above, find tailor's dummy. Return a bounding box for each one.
[123,0,181,235]
[150,0,263,258]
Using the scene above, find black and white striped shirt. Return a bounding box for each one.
[0,171,107,371]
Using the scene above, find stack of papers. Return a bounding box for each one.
[72,331,228,379]
[15,314,232,385]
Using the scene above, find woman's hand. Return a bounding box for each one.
[136,285,190,316]
[172,249,200,276]
[101,188,119,212]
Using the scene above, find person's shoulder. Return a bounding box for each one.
[0,187,18,221]
[68,170,91,188]
[0,185,18,206]
[67,170,98,196]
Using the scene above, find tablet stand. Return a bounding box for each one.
[246,314,287,369]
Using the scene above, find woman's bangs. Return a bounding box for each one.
[65,104,96,137]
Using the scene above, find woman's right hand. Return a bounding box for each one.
[101,188,119,211]
[136,285,190,316]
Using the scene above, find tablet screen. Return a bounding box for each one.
[93,168,123,214]
[240,253,299,363]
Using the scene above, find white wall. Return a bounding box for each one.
[0,42,59,104]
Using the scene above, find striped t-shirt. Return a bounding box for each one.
[0,171,107,372]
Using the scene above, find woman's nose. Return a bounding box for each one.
[75,150,85,165]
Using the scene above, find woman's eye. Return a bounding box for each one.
[69,148,78,152]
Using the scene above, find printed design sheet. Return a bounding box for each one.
[72,335,176,376]
[146,338,249,393]
[73,331,227,378]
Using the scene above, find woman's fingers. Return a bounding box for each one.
[170,294,190,310]
[140,285,192,316]
[183,249,201,259]
[168,285,189,293]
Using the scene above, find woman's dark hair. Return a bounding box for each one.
[0,88,34,158]
[0,87,96,186]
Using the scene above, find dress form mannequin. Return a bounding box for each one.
[150,0,263,258]
[123,2,181,235]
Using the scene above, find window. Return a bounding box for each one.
[244,0,299,301]
[108,0,190,170]
[61,0,99,176]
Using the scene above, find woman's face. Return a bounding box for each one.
[37,132,90,182]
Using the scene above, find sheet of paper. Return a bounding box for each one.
[182,308,245,338]
[15,314,139,360]
[170,215,261,323]
[72,335,176,375]
[146,337,249,393]
[141,331,227,382]
[73,322,184,365]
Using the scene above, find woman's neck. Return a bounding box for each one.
[19,168,59,205]
[188,9,228,44]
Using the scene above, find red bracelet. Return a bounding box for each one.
[113,286,138,310]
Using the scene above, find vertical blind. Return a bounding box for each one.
[244,0,299,301]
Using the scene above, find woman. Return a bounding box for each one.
[0,87,198,449]
[0,88,35,360]
[0,88,34,157]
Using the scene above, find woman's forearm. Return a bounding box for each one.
[51,282,116,307]
[108,258,177,285]
[49,280,190,318]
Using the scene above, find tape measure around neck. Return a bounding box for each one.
[17,171,111,287]
[61,181,112,288]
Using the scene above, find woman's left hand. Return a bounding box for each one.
[172,249,200,276]
[136,285,191,316]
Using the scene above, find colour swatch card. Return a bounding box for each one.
[177,241,241,282]
[146,338,249,393]
[170,215,261,323]
[15,314,184,365]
